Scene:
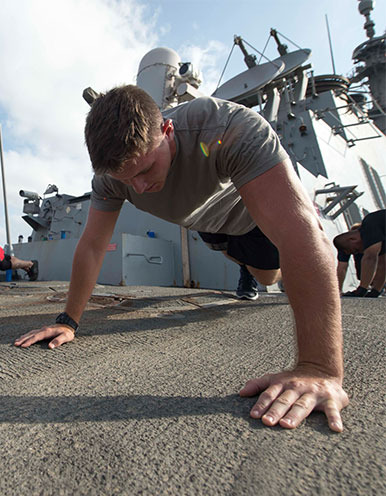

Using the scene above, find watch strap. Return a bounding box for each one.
[55,312,79,332]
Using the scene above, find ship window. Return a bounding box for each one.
[360,158,386,209]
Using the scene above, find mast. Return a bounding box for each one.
[325,14,337,74]
[0,124,12,253]
[351,0,386,134]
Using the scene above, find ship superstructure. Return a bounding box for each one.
[12,0,386,291]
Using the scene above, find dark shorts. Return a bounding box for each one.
[198,227,280,270]
[0,254,12,271]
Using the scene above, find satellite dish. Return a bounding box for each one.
[270,49,311,81]
[212,60,284,103]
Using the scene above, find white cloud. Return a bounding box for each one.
[178,40,227,95]
[0,0,160,247]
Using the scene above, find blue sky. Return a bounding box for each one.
[1,0,385,247]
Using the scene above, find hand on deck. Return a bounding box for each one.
[240,366,349,432]
[14,325,75,349]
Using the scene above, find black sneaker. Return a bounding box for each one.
[236,265,258,300]
[27,260,39,281]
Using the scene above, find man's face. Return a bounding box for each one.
[108,120,175,194]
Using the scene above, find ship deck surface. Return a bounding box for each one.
[0,281,384,495]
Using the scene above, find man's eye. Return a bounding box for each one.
[141,165,153,175]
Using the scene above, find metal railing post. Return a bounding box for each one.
[0,124,13,255]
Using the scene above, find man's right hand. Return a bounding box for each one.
[14,324,75,349]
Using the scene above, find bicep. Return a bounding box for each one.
[363,242,382,258]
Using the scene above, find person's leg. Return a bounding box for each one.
[219,249,259,299]
[10,256,33,271]
[197,232,258,299]
[0,254,13,271]
[246,265,281,286]
[198,229,280,299]
[10,256,39,281]
[236,264,259,300]
[221,249,281,290]
[227,226,281,288]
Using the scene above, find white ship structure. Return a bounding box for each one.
[12,0,386,292]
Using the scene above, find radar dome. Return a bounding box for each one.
[137,47,181,75]
[136,47,182,110]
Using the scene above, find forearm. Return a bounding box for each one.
[238,163,348,432]
[371,255,385,291]
[337,265,347,292]
[238,162,343,379]
[359,254,378,289]
[65,238,107,322]
[280,232,343,379]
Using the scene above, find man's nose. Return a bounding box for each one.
[131,177,147,194]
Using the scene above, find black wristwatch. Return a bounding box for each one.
[55,312,79,333]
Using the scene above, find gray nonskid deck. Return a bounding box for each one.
[0,282,385,495]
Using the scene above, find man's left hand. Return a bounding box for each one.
[240,367,349,432]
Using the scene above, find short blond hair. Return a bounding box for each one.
[85,85,163,174]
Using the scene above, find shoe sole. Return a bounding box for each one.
[236,294,259,301]
[29,260,39,281]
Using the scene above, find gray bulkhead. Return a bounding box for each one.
[13,193,241,289]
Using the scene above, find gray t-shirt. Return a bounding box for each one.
[91,96,288,235]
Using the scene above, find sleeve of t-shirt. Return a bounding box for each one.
[90,175,127,212]
[337,250,350,262]
[218,107,289,189]
[360,213,385,250]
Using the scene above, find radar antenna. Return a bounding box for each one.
[233,36,257,68]
[270,29,288,56]
[358,0,375,39]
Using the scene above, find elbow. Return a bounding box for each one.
[75,234,107,260]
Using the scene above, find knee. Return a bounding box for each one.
[247,266,281,286]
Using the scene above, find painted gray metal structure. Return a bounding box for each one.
[12,1,386,292]
[13,191,241,289]
[350,0,386,134]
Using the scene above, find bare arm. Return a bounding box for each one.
[14,207,121,348]
[238,160,348,431]
[358,242,382,289]
[371,253,386,292]
[337,261,348,292]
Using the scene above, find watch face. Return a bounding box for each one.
[57,313,67,324]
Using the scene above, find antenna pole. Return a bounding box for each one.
[325,14,337,74]
[234,36,256,68]
[0,124,12,253]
